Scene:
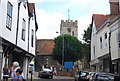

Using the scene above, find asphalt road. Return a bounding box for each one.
[28,71,75,81]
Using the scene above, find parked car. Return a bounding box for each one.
[88,72,96,81]
[38,68,53,79]
[38,64,53,79]
[75,71,89,81]
[91,73,114,81]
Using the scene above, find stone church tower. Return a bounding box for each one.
[60,20,78,38]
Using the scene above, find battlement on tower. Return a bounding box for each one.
[60,20,78,27]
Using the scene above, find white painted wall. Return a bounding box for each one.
[119,0,120,11]
[17,2,29,51]
[91,21,97,61]
[0,1,1,36]
[29,17,36,55]
[96,25,110,58]
[23,57,28,78]
[0,0,18,44]
[0,0,36,55]
[110,19,120,60]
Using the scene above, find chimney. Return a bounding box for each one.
[109,0,119,15]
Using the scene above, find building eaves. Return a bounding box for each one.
[109,15,120,26]
[97,15,120,33]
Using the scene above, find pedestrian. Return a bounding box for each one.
[16,69,26,81]
[3,64,10,81]
[114,74,120,81]
[53,68,57,75]
[10,61,20,81]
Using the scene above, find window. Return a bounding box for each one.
[72,31,74,36]
[93,46,95,55]
[6,2,13,30]
[31,29,34,47]
[118,33,120,48]
[105,33,107,39]
[104,33,107,47]
[67,28,71,32]
[21,19,26,41]
[100,37,102,49]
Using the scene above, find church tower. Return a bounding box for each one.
[60,20,78,38]
[60,10,78,38]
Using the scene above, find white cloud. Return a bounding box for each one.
[35,0,110,40]
[36,8,66,39]
[76,15,92,40]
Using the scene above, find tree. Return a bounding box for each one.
[83,24,92,44]
[82,24,92,62]
[52,34,83,64]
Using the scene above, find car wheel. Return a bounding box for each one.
[50,76,53,79]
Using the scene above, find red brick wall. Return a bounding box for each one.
[110,2,119,15]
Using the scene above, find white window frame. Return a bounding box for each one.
[118,33,120,48]
[100,37,102,49]
[21,18,26,41]
[31,29,34,47]
[6,1,13,30]
[104,33,107,48]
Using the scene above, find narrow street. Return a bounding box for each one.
[27,72,75,81]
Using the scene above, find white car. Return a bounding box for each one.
[38,65,53,79]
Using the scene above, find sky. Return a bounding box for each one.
[29,0,110,40]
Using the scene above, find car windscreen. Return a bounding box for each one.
[80,72,89,77]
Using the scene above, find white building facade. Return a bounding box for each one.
[0,0,38,80]
[91,0,120,74]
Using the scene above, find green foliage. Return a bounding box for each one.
[82,24,92,62]
[83,24,92,44]
[52,34,83,64]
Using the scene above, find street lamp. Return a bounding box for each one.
[62,35,64,76]
[56,32,64,76]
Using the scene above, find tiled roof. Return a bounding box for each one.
[93,14,110,30]
[36,39,54,55]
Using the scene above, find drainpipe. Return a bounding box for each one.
[109,31,113,73]
[28,17,30,52]
[16,2,21,45]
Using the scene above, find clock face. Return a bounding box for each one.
[67,28,71,32]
